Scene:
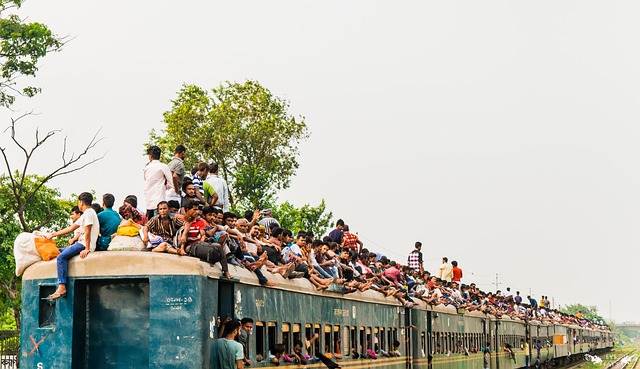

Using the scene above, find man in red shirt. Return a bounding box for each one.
[452,260,463,289]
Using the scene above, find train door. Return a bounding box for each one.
[72,278,150,369]
[404,307,412,368]
[218,281,235,320]
[426,311,433,369]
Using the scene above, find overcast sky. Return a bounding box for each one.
[1,1,638,323]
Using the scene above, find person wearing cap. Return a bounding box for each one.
[407,241,424,273]
[257,208,280,235]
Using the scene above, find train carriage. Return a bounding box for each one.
[19,252,613,369]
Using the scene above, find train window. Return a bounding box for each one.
[332,326,341,357]
[350,326,357,356]
[39,285,56,327]
[293,323,301,352]
[374,327,379,353]
[282,323,290,354]
[305,323,313,354]
[388,328,393,354]
[313,324,321,356]
[366,327,372,352]
[324,325,332,353]
[380,327,386,352]
[359,326,366,353]
[255,322,265,360]
[268,322,277,354]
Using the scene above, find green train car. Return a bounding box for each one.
[19,252,612,368]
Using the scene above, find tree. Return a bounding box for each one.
[0,116,104,329]
[271,200,333,237]
[149,81,309,209]
[0,174,73,329]
[0,0,65,107]
[559,303,606,324]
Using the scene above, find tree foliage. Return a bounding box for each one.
[0,116,103,329]
[149,81,309,209]
[0,174,74,329]
[271,200,333,237]
[0,0,64,107]
[559,303,606,323]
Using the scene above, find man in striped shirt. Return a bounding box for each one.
[257,208,280,235]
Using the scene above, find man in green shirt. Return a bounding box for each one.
[214,319,244,369]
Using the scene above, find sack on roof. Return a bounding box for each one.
[14,232,42,276]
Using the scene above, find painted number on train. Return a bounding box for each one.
[165,296,193,311]
[334,309,348,317]
[256,299,265,308]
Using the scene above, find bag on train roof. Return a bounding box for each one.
[34,235,60,261]
[188,242,222,264]
[14,232,42,276]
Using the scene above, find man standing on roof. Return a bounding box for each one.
[328,219,344,244]
[167,145,186,203]
[143,145,173,220]
[439,257,453,282]
[451,260,462,288]
[407,241,424,273]
[206,162,230,212]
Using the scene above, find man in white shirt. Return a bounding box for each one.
[206,162,230,212]
[144,145,173,219]
[439,257,453,282]
[46,192,100,300]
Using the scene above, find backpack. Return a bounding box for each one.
[188,242,222,264]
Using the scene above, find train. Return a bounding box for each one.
[19,251,613,368]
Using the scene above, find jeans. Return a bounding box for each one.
[57,242,86,284]
[314,265,333,279]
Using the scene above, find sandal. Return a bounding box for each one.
[48,291,67,300]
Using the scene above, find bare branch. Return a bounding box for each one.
[23,128,105,206]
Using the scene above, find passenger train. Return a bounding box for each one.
[19,252,613,368]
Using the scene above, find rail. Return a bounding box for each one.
[0,330,18,369]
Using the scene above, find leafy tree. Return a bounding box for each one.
[559,303,606,323]
[0,174,74,329]
[149,81,309,209]
[0,0,64,107]
[271,200,333,237]
[0,117,103,329]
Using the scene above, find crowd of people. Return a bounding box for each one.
[41,145,610,367]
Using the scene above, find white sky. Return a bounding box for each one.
[1,1,638,323]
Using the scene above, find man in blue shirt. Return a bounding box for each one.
[97,193,121,251]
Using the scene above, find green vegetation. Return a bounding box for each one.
[559,303,606,325]
[0,174,75,329]
[0,0,64,107]
[272,200,333,236]
[149,81,309,210]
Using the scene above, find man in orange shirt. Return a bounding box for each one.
[452,260,463,289]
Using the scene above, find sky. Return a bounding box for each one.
[0,1,638,323]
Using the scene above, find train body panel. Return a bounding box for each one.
[19,252,612,368]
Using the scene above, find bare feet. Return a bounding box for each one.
[263,280,277,287]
